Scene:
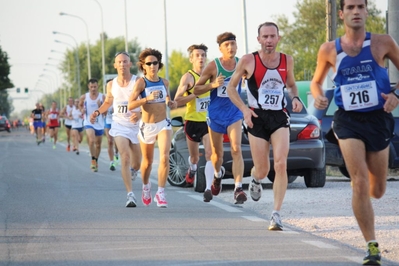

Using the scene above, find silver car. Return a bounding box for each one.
[168,90,326,192]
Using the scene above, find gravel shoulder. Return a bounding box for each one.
[217,173,399,264]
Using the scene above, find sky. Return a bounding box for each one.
[0,0,388,114]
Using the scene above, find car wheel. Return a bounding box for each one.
[288,176,298,183]
[338,166,350,178]
[167,151,188,187]
[304,166,326,188]
[194,167,206,192]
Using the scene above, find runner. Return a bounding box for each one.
[69,98,84,155]
[61,97,75,152]
[47,101,61,149]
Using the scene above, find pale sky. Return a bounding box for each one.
[0,0,388,114]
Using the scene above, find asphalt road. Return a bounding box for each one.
[0,129,396,266]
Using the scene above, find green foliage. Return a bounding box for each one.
[275,0,385,81]
[59,36,142,99]
[0,45,14,116]
[159,50,191,98]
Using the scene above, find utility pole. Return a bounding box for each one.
[388,0,399,83]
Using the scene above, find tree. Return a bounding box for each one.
[274,0,385,81]
[0,45,14,116]
[159,50,191,99]
[59,35,142,99]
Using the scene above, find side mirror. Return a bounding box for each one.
[171,116,184,127]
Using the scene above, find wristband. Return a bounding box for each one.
[292,96,300,101]
[94,110,100,116]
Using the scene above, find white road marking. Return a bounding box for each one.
[188,195,243,212]
[302,240,339,249]
[242,215,267,222]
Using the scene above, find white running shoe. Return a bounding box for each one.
[126,192,137,207]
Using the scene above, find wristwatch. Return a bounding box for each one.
[390,88,399,99]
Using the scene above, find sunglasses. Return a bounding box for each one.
[145,61,159,66]
[114,51,130,57]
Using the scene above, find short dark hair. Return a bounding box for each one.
[187,44,208,56]
[339,0,367,10]
[137,48,164,74]
[258,22,279,36]
[216,32,236,46]
[88,78,98,84]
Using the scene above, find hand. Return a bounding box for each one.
[147,90,160,101]
[167,100,177,110]
[382,92,399,113]
[313,95,329,110]
[211,73,225,89]
[243,108,258,128]
[292,98,303,113]
[89,111,98,124]
[129,112,141,123]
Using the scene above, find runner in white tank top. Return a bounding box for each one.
[79,78,105,172]
[90,52,142,207]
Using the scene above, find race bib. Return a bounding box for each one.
[341,81,378,111]
[196,96,210,112]
[258,88,284,110]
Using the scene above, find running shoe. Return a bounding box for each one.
[131,168,138,181]
[66,144,70,152]
[154,191,168,208]
[114,154,120,165]
[185,168,196,184]
[203,189,213,202]
[94,161,98,172]
[210,166,225,196]
[37,140,41,145]
[90,160,96,171]
[142,184,152,206]
[76,150,80,155]
[126,192,137,207]
[73,146,77,152]
[268,212,283,231]
[234,187,247,204]
[110,162,116,171]
[363,242,381,265]
[52,145,56,149]
[249,179,262,201]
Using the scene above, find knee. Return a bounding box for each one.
[274,159,287,173]
[370,183,386,199]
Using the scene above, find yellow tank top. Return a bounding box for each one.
[184,70,210,122]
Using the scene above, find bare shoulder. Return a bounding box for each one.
[161,78,170,87]
[319,40,336,55]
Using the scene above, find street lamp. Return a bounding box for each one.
[43,68,62,108]
[54,38,81,96]
[50,51,73,97]
[93,0,106,94]
[59,12,91,79]
[163,0,169,80]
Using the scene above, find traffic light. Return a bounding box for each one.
[24,88,28,93]
[16,88,20,93]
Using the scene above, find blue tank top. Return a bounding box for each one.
[333,32,391,112]
[139,77,168,103]
[208,57,242,121]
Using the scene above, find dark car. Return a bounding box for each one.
[0,116,11,133]
[308,87,399,177]
[168,90,326,192]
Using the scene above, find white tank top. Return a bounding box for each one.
[111,75,140,127]
[64,105,74,126]
[83,92,104,130]
[71,106,83,129]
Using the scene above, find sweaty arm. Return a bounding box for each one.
[285,55,303,112]
[227,54,252,112]
[174,72,195,107]
[193,62,223,96]
[310,41,336,110]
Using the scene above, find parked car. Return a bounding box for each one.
[168,90,326,192]
[0,116,11,133]
[308,87,399,178]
